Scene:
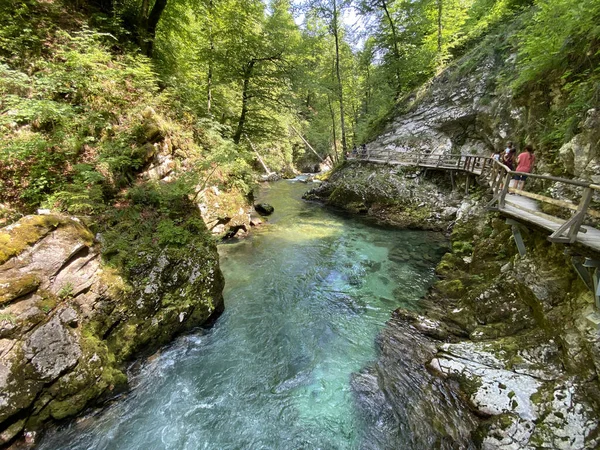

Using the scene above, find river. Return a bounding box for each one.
[38,180,452,449]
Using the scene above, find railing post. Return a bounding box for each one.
[498,173,512,207]
[417,153,421,165]
[436,154,442,167]
[490,164,500,193]
[567,187,593,242]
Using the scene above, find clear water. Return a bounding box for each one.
[38,180,448,450]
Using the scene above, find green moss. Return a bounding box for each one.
[0,312,16,323]
[437,279,466,298]
[0,215,94,265]
[0,274,41,305]
[0,215,61,264]
[36,291,59,314]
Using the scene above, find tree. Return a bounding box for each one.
[303,0,351,155]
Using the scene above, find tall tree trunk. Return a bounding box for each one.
[332,0,347,155]
[143,0,168,56]
[365,63,371,116]
[328,95,339,163]
[207,54,213,114]
[207,0,214,115]
[140,0,150,27]
[437,0,443,54]
[379,0,402,96]
[234,62,255,144]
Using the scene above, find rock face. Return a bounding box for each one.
[0,214,224,445]
[357,195,600,449]
[364,35,599,182]
[352,310,479,450]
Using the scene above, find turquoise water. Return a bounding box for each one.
[38,180,447,449]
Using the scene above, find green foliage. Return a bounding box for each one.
[100,180,211,274]
[57,282,75,299]
[513,0,600,144]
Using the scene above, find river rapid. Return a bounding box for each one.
[38,180,461,449]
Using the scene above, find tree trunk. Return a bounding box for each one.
[207,55,213,114]
[332,0,347,155]
[328,95,339,163]
[379,0,402,96]
[143,0,168,57]
[207,0,214,115]
[437,0,443,54]
[234,62,255,144]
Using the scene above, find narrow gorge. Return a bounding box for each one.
[1,0,600,448]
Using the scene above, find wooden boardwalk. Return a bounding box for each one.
[351,152,600,254]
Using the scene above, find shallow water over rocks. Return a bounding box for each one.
[38,180,473,449]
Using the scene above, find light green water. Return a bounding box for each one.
[38,180,448,449]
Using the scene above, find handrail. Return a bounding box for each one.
[352,150,600,247]
[354,152,598,190]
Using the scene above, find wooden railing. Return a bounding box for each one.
[352,151,600,246]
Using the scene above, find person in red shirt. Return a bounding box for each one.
[514,144,535,190]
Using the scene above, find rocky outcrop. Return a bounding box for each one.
[357,198,600,449]
[196,186,254,238]
[304,161,461,230]
[0,214,224,445]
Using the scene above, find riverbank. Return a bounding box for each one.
[0,206,224,446]
[306,161,600,449]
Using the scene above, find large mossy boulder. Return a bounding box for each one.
[304,161,459,230]
[0,207,224,445]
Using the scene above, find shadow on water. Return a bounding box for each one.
[38,179,474,450]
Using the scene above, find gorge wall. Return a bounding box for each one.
[0,212,224,446]
[365,18,600,184]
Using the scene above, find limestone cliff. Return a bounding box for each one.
[0,214,224,445]
[365,20,600,183]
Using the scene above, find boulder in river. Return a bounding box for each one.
[255,203,275,216]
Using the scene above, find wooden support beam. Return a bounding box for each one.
[572,257,594,291]
[567,187,593,242]
[498,173,512,208]
[548,212,582,242]
[507,218,527,256]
